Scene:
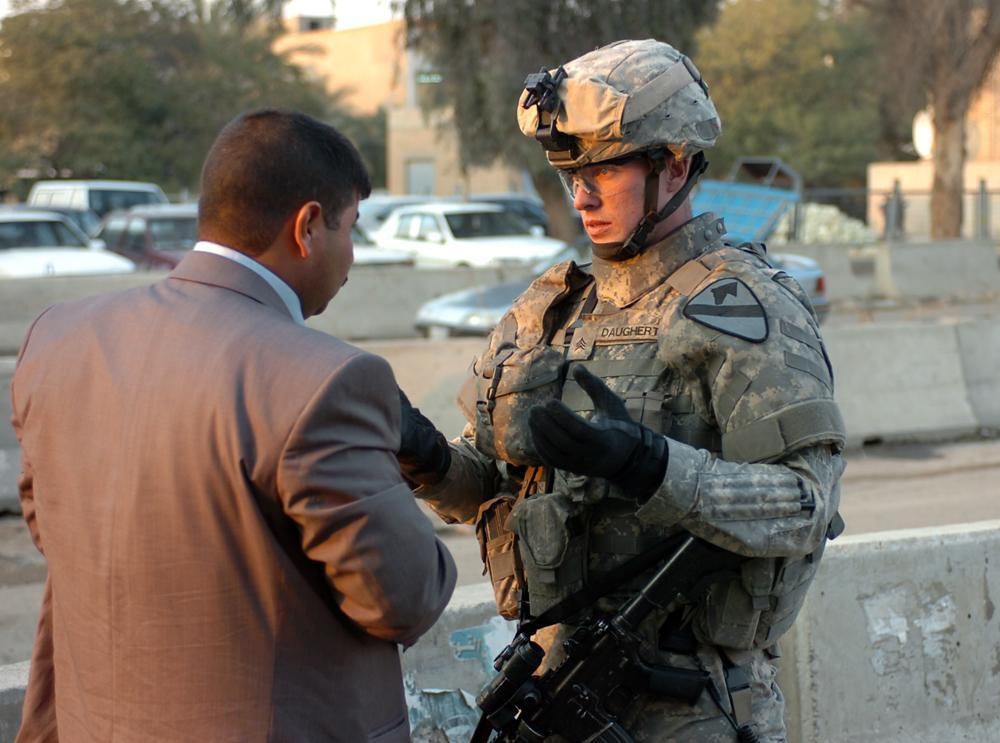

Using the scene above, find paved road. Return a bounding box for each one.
[3,436,999,665]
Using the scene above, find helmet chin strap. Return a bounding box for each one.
[592,152,709,262]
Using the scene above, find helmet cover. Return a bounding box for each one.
[517,39,721,170]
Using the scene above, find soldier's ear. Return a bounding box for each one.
[663,156,691,189]
[291,201,323,259]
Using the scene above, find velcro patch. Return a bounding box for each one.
[683,278,768,342]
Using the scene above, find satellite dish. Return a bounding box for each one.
[911,108,980,160]
[912,109,933,160]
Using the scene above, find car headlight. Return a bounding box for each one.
[464,311,502,329]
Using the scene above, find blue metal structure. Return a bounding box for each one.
[691,180,800,243]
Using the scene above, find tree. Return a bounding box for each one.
[854,0,1000,237]
[401,0,719,242]
[0,0,360,196]
[695,0,885,189]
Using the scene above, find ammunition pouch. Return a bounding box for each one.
[471,342,567,466]
[475,494,523,620]
[508,487,589,618]
[693,540,835,649]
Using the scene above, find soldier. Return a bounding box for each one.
[398,39,846,741]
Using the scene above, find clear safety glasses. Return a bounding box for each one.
[557,155,648,199]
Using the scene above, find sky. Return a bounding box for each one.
[287,0,397,28]
[0,0,399,27]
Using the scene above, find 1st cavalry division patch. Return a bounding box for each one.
[683,278,768,342]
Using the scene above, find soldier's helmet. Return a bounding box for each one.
[516,39,721,170]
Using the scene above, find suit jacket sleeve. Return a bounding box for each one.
[277,350,456,646]
[11,320,59,741]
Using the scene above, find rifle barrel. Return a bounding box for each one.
[617,535,696,628]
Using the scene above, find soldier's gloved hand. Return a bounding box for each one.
[528,366,668,502]
[397,388,452,487]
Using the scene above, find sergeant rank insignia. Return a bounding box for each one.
[683,278,768,342]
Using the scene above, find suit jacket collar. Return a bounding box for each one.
[169,251,294,321]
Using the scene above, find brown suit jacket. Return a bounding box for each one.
[10,251,456,742]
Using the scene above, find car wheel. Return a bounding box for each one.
[426,325,453,340]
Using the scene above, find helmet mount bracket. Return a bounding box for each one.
[522,66,577,154]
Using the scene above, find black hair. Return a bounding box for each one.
[198,109,371,254]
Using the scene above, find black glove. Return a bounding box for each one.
[397,388,452,487]
[528,366,668,502]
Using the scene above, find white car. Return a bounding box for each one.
[351,225,414,266]
[372,202,568,268]
[27,179,168,218]
[0,208,136,278]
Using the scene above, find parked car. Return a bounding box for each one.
[357,194,431,234]
[95,203,198,269]
[27,179,169,218]
[0,208,136,278]
[415,248,828,337]
[23,205,102,236]
[373,202,570,268]
[467,193,549,234]
[414,246,584,337]
[351,224,414,266]
[770,252,829,322]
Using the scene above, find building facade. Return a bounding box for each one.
[275,18,524,197]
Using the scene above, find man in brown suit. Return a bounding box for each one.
[10,110,457,742]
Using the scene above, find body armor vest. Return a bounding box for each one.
[465,221,840,651]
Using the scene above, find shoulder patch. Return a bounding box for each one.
[683,278,768,342]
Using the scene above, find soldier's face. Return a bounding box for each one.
[571,156,693,246]
[571,159,649,244]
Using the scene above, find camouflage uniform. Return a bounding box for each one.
[414,39,846,742]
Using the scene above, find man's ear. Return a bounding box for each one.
[292,201,323,259]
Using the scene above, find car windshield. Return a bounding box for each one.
[53,209,101,235]
[149,216,197,250]
[89,190,163,217]
[0,219,86,250]
[444,210,532,238]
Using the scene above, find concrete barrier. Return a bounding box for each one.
[822,322,983,446]
[884,240,1000,301]
[0,662,29,743]
[775,242,874,302]
[5,314,1000,513]
[0,264,534,355]
[955,317,1000,431]
[2,240,998,354]
[783,240,1000,303]
[781,520,1000,743]
[371,322,1000,450]
[3,522,997,742]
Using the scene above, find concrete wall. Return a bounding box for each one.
[784,240,1000,302]
[3,523,997,742]
[781,521,1000,743]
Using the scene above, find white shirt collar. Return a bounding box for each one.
[193,241,305,325]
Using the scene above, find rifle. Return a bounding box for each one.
[472,535,721,743]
